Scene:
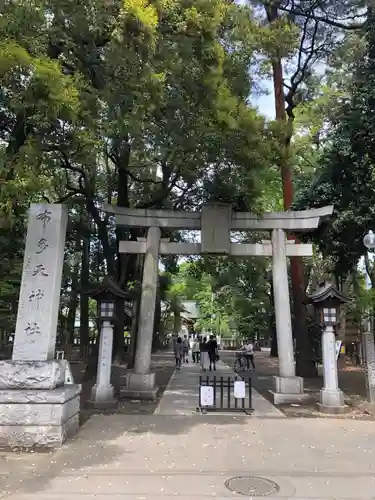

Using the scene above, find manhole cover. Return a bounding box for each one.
[225,476,280,497]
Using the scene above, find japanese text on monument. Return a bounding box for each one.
[12,204,67,361]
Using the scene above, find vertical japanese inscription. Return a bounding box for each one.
[36,237,49,254]
[28,208,52,313]
[36,209,52,229]
[24,322,41,343]
[28,289,44,310]
[13,204,68,362]
[32,264,48,277]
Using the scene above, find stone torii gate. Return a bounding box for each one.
[104,203,333,403]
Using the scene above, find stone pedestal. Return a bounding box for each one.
[0,204,81,449]
[269,229,304,404]
[0,360,65,389]
[88,321,117,409]
[317,389,346,414]
[317,325,346,414]
[122,227,160,400]
[270,376,304,404]
[120,372,158,400]
[0,361,81,449]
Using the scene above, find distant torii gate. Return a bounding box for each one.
[104,203,333,403]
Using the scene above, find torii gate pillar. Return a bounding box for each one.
[121,227,161,400]
[270,229,303,403]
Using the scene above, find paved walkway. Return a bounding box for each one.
[155,358,284,418]
[2,355,375,499]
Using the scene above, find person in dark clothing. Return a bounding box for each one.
[199,337,209,371]
[174,337,184,369]
[207,335,218,371]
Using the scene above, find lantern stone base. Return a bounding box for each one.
[87,384,117,409]
[270,375,305,404]
[120,372,159,401]
[0,384,81,449]
[317,388,347,414]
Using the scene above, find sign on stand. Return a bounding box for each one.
[234,380,246,399]
[200,386,214,407]
[335,340,342,360]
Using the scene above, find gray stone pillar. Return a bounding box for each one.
[362,332,375,405]
[270,229,304,404]
[122,226,161,400]
[317,325,345,414]
[0,204,81,449]
[89,321,117,408]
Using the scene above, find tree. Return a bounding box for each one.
[247,0,367,375]
[166,256,272,342]
[0,0,81,216]
[296,8,375,279]
[1,1,286,374]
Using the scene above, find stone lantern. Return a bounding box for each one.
[87,276,128,408]
[309,281,350,414]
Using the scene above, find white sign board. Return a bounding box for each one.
[234,380,246,399]
[64,361,74,385]
[200,386,214,406]
[335,340,342,360]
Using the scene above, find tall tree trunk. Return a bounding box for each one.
[269,274,278,357]
[292,259,316,376]
[80,219,90,358]
[113,296,126,362]
[266,2,314,376]
[173,310,181,335]
[114,157,130,361]
[66,241,80,346]
[128,295,140,369]
[127,255,143,368]
[87,198,115,275]
[152,284,161,351]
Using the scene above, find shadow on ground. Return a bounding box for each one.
[0,350,176,496]
[71,350,176,424]
[1,410,261,497]
[2,349,373,497]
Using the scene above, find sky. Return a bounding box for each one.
[251,80,275,119]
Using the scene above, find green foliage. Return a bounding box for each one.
[0,218,26,332]
[295,10,375,275]
[1,0,363,345]
[165,257,271,339]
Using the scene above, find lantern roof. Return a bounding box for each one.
[308,281,351,305]
[87,276,129,301]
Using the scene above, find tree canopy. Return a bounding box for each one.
[0,0,370,367]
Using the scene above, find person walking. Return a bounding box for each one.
[192,338,200,363]
[242,339,255,370]
[182,335,190,363]
[207,334,218,371]
[200,337,209,371]
[174,337,184,370]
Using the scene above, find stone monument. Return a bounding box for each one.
[0,204,81,449]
